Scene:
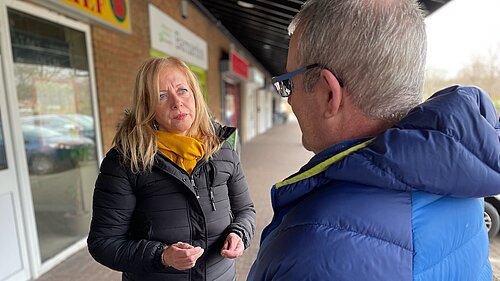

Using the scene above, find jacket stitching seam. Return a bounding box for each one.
[279,222,412,252]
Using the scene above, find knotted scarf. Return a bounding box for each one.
[156,131,205,175]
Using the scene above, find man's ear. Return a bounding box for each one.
[319,69,343,118]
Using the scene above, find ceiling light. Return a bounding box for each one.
[237,1,255,9]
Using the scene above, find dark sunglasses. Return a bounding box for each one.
[271,63,344,97]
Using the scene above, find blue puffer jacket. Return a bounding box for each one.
[248,86,500,281]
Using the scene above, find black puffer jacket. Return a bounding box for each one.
[87,128,256,281]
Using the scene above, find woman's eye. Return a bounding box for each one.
[178,88,189,95]
[159,92,168,101]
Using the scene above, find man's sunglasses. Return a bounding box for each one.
[271,63,344,97]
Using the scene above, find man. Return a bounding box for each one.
[248,0,500,280]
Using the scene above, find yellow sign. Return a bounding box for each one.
[60,0,130,32]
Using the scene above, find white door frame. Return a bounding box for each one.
[0,0,102,278]
[0,55,30,281]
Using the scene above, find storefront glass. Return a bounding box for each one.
[0,114,7,170]
[8,9,98,262]
[224,81,240,128]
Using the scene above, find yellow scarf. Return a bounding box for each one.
[156,131,205,175]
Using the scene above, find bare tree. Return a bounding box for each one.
[425,45,500,110]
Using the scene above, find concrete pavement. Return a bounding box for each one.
[234,119,313,279]
[35,120,500,280]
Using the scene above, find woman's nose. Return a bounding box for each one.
[171,94,183,108]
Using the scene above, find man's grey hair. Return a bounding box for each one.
[289,0,427,121]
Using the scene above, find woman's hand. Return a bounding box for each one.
[162,242,204,270]
[220,232,244,259]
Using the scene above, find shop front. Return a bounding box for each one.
[220,50,247,141]
[0,0,113,279]
[0,1,270,280]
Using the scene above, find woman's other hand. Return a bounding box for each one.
[162,242,204,270]
[220,233,244,259]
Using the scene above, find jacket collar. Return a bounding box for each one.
[271,138,373,210]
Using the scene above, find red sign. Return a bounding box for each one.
[111,0,127,22]
[231,52,249,79]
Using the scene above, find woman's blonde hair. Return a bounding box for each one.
[113,57,222,173]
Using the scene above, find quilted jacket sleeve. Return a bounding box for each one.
[87,150,165,273]
[224,145,256,249]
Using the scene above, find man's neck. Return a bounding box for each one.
[330,102,394,149]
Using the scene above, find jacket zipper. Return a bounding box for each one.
[157,153,204,200]
[190,176,200,199]
[209,188,216,211]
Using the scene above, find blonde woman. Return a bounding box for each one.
[88,57,255,281]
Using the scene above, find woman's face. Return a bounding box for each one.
[154,66,196,136]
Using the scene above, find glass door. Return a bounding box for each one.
[7,8,99,263]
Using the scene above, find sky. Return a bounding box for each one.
[425,0,500,77]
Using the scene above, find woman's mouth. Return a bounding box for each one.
[175,113,188,120]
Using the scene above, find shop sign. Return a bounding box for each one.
[149,4,208,70]
[231,52,249,79]
[250,67,265,87]
[39,0,131,33]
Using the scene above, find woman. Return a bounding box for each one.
[88,57,256,281]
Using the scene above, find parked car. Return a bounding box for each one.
[21,114,85,138]
[60,113,95,140]
[22,124,95,175]
[485,196,500,238]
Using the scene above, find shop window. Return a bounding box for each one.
[0,114,7,170]
[8,9,98,262]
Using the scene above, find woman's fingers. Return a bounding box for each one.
[220,233,244,259]
[166,242,205,270]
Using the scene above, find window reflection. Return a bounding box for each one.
[0,114,7,170]
[9,9,98,262]
[22,124,95,175]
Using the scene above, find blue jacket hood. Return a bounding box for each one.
[325,85,500,198]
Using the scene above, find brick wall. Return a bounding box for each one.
[92,0,148,152]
